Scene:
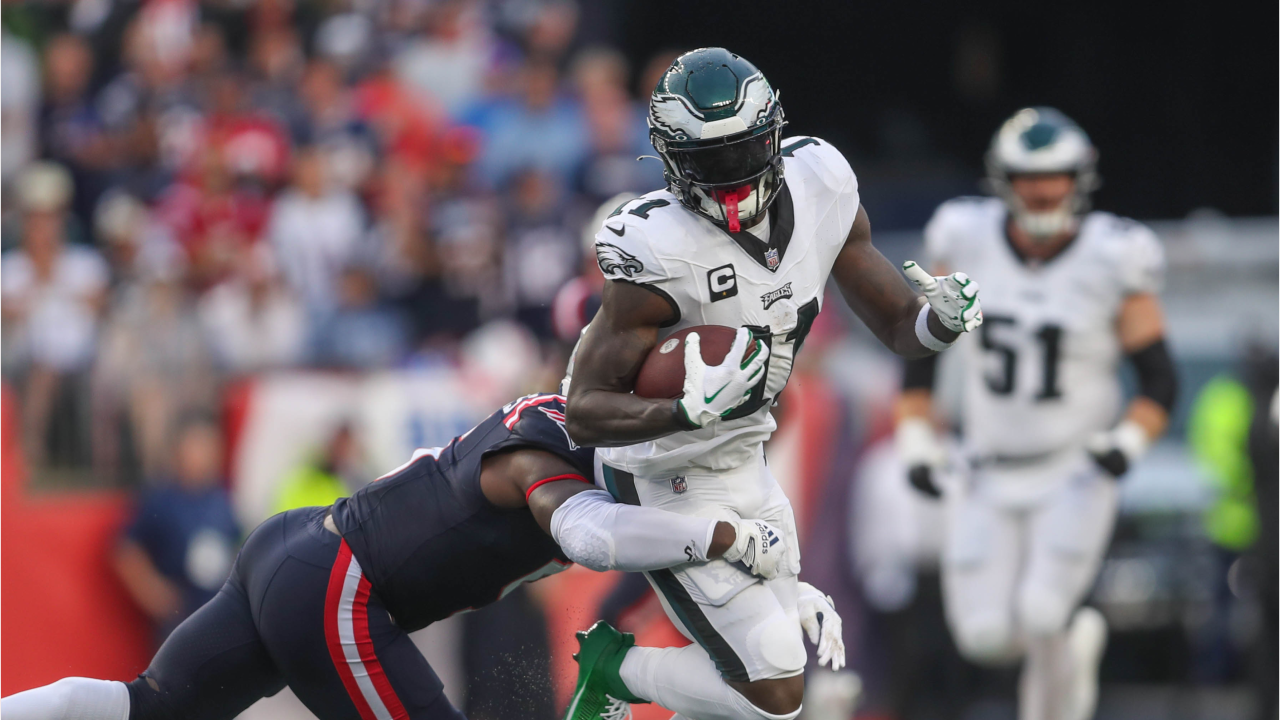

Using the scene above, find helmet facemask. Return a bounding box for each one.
[1000,175,1083,241]
[654,110,785,233]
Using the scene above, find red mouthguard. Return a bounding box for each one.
[717,185,753,233]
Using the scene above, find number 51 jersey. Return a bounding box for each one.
[924,197,1165,463]
[571,136,859,478]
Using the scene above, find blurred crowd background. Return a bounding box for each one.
[0,1,1275,720]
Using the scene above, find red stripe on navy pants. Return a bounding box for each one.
[324,540,409,720]
[351,573,409,719]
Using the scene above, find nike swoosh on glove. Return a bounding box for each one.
[797,581,845,671]
[903,261,983,333]
[676,328,769,429]
[720,517,785,580]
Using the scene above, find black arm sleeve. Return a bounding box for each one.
[1128,338,1177,412]
[902,353,939,391]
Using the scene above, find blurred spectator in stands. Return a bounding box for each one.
[458,320,545,423]
[1188,344,1278,690]
[298,58,378,193]
[518,0,580,60]
[503,167,579,338]
[355,58,444,177]
[95,248,214,480]
[92,190,183,292]
[203,71,292,188]
[272,422,365,514]
[188,23,232,96]
[571,47,659,202]
[97,13,203,174]
[154,142,270,290]
[1250,383,1277,720]
[466,56,588,188]
[1,163,108,469]
[198,243,306,374]
[114,414,240,643]
[551,191,628,344]
[248,27,308,141]
[637,48,680,104]
[368,157,479,349]
[1,27,39,191]
[394,0,494,119]
[310,264,409,369]
[268,145,367,318]
[425,126,500,333]
[40,34,112,227]
[313,9,378,79]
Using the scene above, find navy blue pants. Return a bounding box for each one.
[127,507,465,720]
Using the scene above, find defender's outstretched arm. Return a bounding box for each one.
[480,448,784,578]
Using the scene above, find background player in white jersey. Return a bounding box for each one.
[560,48,984,720]
[895,107,1178,720]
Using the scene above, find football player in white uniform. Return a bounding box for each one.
[559,48,983,720]
[895,108,1177,720]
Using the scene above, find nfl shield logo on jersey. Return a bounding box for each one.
[670,476,687,494]
[765,248,780,270]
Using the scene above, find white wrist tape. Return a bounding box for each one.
[550,489,717,572]
[915,304,956,353]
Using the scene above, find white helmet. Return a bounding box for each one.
[984,107,1098,240]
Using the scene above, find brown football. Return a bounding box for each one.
[633,325,758,399]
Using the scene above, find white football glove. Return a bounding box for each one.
[903,261,983,333]
[721,517,785,580]
[896,416,944,498]
[1085,419,1150,479]
[676,328,769,429]
[797,581,845,671]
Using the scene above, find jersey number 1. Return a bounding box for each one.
[981,315,1063,400]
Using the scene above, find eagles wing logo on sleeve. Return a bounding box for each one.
[596,242,645,279]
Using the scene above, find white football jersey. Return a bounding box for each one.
[566,136,859,477]
[924,197,1165,462]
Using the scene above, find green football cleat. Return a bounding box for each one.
[562,621,646,720]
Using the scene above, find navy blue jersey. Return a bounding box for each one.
[329,394,593,632]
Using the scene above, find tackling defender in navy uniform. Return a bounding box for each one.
[3,393,805,720]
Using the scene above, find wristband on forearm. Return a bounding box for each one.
[915,304,957,353]
[673,398,700,430]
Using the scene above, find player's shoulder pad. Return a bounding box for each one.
[594,190,686,284]
[928,196,1003,230]
[1088,211,1165,294]
[781,135,857,195]
[499,393,576,445]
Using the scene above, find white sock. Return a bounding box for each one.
[1,678,130,720]
[1065,607,1107,720]
[618,645,799,720]
[1018,633,1072,720]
